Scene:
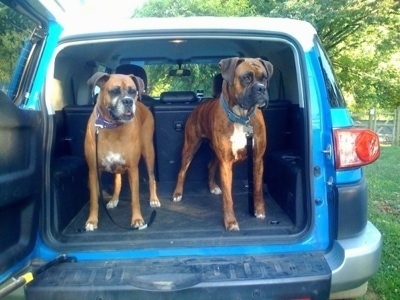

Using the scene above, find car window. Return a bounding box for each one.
[0,3,36,102]
[314,37,346,108]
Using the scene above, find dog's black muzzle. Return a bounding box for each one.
[108,97,136,122]
[254,83,269,108]
[240,83,269,109]
[121,97,135,119]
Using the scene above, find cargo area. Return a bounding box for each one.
[45,34,310,249]
[50,102,308,248]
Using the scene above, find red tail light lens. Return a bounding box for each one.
[333,128,380,169]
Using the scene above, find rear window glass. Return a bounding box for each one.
[314,37,346,108]
[144,64,220,98]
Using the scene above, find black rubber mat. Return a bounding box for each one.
[62,179,295,246]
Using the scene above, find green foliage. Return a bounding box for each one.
[257,0,400,111]
[0,3,34,82]
[135,0,255,17]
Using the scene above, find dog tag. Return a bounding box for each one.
[244,125,253,135]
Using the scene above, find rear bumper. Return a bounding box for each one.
[26,252,331,300]
[24,222,381,299]
[326,221,382,294]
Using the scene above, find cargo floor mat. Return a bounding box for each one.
[62,180,296,247]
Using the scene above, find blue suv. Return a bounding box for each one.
[0,1,382,299]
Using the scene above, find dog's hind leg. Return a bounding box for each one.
[172,132,202,202]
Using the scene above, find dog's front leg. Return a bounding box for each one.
[253,155,266,219]
[208,156,222,195]
[128,166,145,228]
[141,141,160,208]
[86,167,100,231]
[219,160,239,231]
[107,174,121,209]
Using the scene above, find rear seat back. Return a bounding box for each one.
[63,105,92,157]
[153,91,212,182]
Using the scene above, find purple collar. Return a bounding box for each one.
[94,107,122,129]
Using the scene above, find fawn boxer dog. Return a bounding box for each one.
[84,72,160,231]
[172,57,273,231]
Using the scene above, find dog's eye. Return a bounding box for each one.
[127,87,138,96]
[110,87,121,96]
[242,73,253,84]
[261,73,269,83]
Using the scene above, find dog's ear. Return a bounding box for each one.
[87,72,110,90]
[130,75,145,97]
[257,58,274,81]
[219,57,244,85]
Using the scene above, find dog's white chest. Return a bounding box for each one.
[101,151,126,172]
[230,123,248,159]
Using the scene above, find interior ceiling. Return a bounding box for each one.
[58,37,287,68]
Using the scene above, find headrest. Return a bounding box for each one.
[159,91,198,104]
[115,64,148,89]
[212,73,223,98]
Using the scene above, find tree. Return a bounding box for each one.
[259,0,400,111]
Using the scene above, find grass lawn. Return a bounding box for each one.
[361,146,400,299]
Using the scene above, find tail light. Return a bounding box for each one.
[333,128,380,169]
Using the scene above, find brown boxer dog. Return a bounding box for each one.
[84,72,160,231]
[172,57,273,231]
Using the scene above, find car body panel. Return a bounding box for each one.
[0,0,62,285]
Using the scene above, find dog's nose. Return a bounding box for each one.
[122,98,133,106]
[254,83,266,93]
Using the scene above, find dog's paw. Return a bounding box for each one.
[226,222,240,231]
[210,186,222,195]
[224,214,240,231]
[131,218,145,228]
[172,193,182,202]
[150,199,161,207]
[255,212,266,219]
[85,222,98,231]
[106,199,119,209]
